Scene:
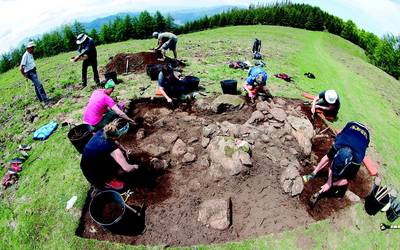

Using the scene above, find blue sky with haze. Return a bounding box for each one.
[0,0,399,54]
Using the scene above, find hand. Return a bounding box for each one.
[321,183,331,193]
[311,106,315,114]
[128,119,136,126]
[167,97,173,103]
[131,164,139,171]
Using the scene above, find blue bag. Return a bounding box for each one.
[33,121,58,140]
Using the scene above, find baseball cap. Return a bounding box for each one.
[104,79,116,89]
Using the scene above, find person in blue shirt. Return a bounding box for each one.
[71,34,99,87]
[243,66,272,102]
[302,121,370,206]
[311,90,341,118]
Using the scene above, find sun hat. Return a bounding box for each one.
[152,32,159,38]
[104,79,115,89]
[76,33,88,45]
[332,147,353,178]
[26,41,36,48]
[325,90,338,104]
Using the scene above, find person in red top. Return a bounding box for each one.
[83,79,134,130]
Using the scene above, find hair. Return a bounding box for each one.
[104,118,127,139]
[161,63,175,79]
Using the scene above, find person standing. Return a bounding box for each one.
[152,32,178,60]
[19,41,49,105]
[71,34,99,87]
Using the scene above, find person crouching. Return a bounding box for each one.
[243,66,272,102]
[80,119,138,191]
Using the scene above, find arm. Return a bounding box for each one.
[158,87,173,103]
[19,65,27,78]
[111,104,135,124]
[312,155,331,175]
[311,96,319,114]
[154,39,163,50]
[321,168,333,192]
[260,85,273,98]
[110,148,138,172]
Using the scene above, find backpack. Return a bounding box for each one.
[253,51,262,60]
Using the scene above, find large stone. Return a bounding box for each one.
[198,198,231,230]
[246,110,265,124]
[291,176,304,196]
[182,153,196,163]
[280,166,300,183]
[280,166,303,197]
[211,95,245,113]
[201,137,211,148]
[203,124,219,138]
[287,116,315,156]
[194,98,211,111]
[162,132,179,144]
[270,108,287,122]
[141,144,168,157]
[256,101,271,112]
[234,151,252,166]
[220,121,240,137]
[171,139,187,157]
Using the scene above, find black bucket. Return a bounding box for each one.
[89,190,144,235]
[365,185,390,216]
[183,76,200,92]
[386,199,400,222]
[105,71,118,84]
[67,124,93,154]
[220,80,237,95]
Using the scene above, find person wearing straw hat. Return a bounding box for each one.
[19,41,49,105]
[80,118,138,190]
[71,33,99,87]
[243,66,272,102]
[83,79,135,131]
[302,121,370,206]
[311,90,340,118]
[152,32,178,60]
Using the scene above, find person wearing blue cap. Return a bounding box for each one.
[302,121,370,206]
[81,118,138,190]
[243,66,272,102]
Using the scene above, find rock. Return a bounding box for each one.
[171,139,187,157]
[162,132,179,144]
[266,114,273,119]
[188,137,199,144]
[220,121,240,137]
[203,124,219,138]
[345,191,361,203]
[211,95,245,113]
[188,179,201,191]
[246,110,264,124]
[183,115,197,122]
[199,155,210,168]
[266,146,281,163]
[201,137,211,148]
[234,151,252,166]
[150,158,169,170]
[198,198,231,230]
[280,158,289,167]
[280,166,300,183]
[289,147,298,155]
[136,128,145,140]
[187,147,195,153]
[194,99,211,111]
[275,98,287,106]
[291,176,304,196]
[282,180,292,193]
[287,116,315,156]
[270,108,287,122]
[182,153,196,163]
[256,101,270,112]
[261,134,270,143]
[141,144,168,157]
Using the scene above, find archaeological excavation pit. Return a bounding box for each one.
[76,96,372,247]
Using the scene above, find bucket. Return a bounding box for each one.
[365,185,390,216]
[89,190,144,235]
[104,71,118,84]
[183,76,200,92]
[386,199,400,222]
[67,124,93,154]
[220,80,237,95]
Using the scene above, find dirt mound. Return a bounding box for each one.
[105,52,185,74]
[76,97,371,247]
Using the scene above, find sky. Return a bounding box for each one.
[0,0,400,54]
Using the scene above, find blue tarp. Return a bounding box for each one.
[33,121,58,140]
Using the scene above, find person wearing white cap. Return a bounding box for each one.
[152,32,178,60]
[19,41,49,104]
[71,34,99,87]
[311,89,340,118]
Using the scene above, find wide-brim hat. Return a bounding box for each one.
[76,34,88,45]
[325,89,338,104]
[26,41,36,48]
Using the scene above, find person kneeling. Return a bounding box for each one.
[243,66,272,102]
[80,119,138,191]
[302,121,370,206]
[157,64,188,103]
[311,90,340,120]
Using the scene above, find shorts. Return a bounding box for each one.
[327,146,360,181]
[162,38,177,51]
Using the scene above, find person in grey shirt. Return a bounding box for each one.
[152,32,178,60]
[20,41,48,104]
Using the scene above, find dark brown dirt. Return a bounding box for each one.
[101,202,124,224]
[77,98,372,247]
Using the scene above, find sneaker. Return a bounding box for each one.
[18,144,32,151]
[104,179,125,190]
[10,158,24,164]
[302,174,315,183]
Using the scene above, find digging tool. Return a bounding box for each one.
[139,84,151,95]
[309,188,324,208]
[380,223,400,231]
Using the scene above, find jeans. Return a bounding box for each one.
[26,70,48,103]
[82,58,100,86]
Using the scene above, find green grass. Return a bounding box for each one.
[0,25,399,249]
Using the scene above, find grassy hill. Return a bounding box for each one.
[0,25,399,249]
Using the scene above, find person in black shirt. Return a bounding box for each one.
[157,64,187,103]
[80,119,138,190]
[71,34,100,87]
[311,90,340,118]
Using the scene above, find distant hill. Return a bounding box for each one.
[81,5,241,31]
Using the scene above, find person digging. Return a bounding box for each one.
[156,64,190,104]
[311,90,340,120]
[83,79,135,131]
[302,121,370,207]
[71,33,99,87]
[243,66,273,102]
[80,119,138,191]
[152,32,178,61]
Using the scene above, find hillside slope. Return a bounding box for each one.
[0,25,399,249]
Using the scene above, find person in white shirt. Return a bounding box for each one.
[20,42,48,104]
[152,32,178,60]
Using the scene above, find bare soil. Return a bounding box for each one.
[76,98,372,247]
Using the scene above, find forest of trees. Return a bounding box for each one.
[0,3,399,79]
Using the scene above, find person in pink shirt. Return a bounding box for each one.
[83,79,134,130]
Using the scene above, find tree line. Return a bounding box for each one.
[0,3,399,79]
